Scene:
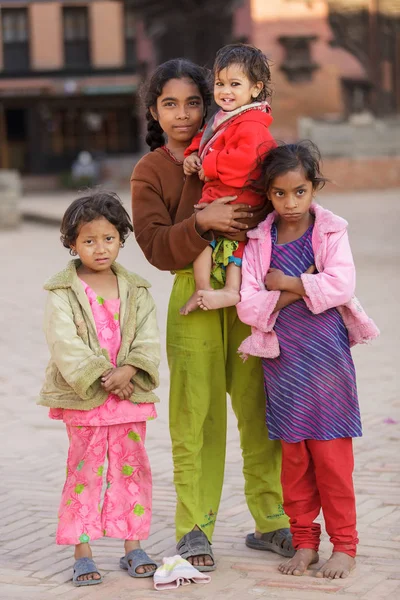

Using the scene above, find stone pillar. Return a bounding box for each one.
[0,170,21,229]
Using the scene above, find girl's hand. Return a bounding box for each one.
[116,382,134,400]
[198,167,210,182]
[183,153,202,176]
[195,196,253,234]
[101,365,137,396]
[265,268,287,291]
[304,264,316,275]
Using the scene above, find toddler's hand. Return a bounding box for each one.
[198,167,210,182]
[183,153,202,175]
[304,264,316,274]
[101,365,137,398]
[265,268,287,291]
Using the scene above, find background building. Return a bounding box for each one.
[252,0,400,140]
[0,0,144,174]
[0,0,252,176]
[1,0,399,179]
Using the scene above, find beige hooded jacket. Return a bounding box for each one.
[38,260,160,410]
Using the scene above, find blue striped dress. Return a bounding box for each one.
[262,224,362,443]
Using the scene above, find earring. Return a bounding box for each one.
[70,248,77,256]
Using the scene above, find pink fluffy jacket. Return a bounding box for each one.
[237,203,379,359]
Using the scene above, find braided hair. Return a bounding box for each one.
[142,59,212,151]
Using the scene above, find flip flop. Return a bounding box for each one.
[72,557,102,586]
[245,528,295,557]
[176,530,216,572]
[119,548,158,578]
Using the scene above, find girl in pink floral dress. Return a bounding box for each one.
[39,192,160,586]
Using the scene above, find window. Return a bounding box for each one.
[1,8,30,71]
[341,78,372,116]
[63,7,90,68]
[124,6,136,67]
[278,35,319,83]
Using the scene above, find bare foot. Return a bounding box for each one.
[316,552,355,579]
[125,540,155,575]
[278,549,319,576]
[180,289,212,316]
[74,543,101,582]
[197,288,240,311]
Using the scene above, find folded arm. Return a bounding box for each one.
[237,240,280,332]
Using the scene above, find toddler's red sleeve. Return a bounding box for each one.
[184,131,203,158]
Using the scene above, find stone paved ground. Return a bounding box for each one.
[1,189,399,600]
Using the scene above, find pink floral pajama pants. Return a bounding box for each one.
[56,422,152,545]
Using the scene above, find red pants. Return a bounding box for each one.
[281,438,358,557]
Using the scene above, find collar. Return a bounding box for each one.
[44,259,151,291]
[247,203,348,240]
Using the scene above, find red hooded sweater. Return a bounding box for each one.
[185,108,276,207]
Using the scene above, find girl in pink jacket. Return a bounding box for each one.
[237,142,378,581]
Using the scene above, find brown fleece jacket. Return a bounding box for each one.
[131,148,210,271]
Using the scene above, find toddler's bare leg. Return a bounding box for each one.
[180,246,213,315]
[198,263,241,311]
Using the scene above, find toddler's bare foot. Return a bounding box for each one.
[180,288,214,315]
[316,552,355,579]
[180,292,201,315]
[197,289,240,311]
[279,549,319,576]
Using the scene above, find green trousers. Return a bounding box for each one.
[167,270,289,542]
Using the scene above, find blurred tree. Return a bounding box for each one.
[124,0,244,67]
[327,0,400,115]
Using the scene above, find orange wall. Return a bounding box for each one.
[90,1,124,67]
[251,0,365,140]
[30,2,63,69]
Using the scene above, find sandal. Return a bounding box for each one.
[176,530,215,572]
[119,548,158,578]
[245,528,295,557]
[72,557,102,586]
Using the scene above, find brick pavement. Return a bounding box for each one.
[0,189,399,599]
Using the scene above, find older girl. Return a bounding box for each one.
[131,59,293,571]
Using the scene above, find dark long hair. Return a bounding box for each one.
[142,59,212,151]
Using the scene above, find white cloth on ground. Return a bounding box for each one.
[153,555,211,590]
